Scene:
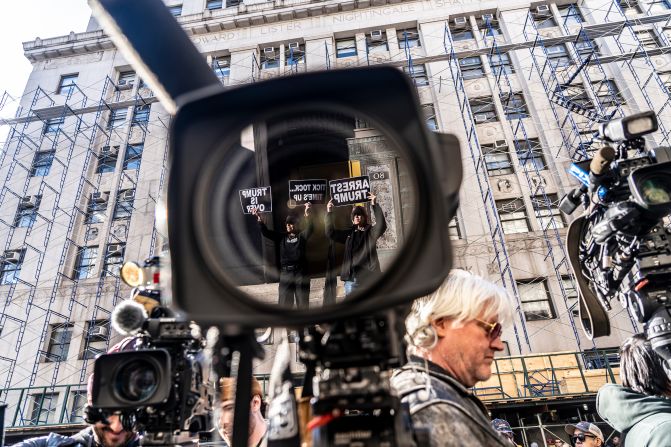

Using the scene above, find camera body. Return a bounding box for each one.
[563,112,671,359]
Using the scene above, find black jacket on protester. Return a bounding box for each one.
[324,203,387,281]
[11,426,140,447]
[258,216,313,268]
[391,357,510,447]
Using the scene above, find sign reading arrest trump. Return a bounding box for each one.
[289,179,327,204]
[329,176,371,207]
[239,187,273,214]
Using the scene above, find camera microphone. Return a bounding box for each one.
[111,299,148,336]
[589,146,616,195]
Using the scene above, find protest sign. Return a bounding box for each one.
[239,187,273,214]
[288,179,327,204]
[328,175,371,207]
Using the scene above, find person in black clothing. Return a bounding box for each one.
[253,202,313,308]
[325,192,386,296]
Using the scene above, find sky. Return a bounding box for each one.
[0,0,92,140]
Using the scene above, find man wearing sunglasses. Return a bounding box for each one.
[564,422,604,447]
[391,269,513,446]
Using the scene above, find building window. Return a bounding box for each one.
[469,97,498,123]
[478,17,502,39]
[422,104,438,130]
[43,116,64,134]
[96,148,118,174]
[212,55,230,80]
[73,246,98,280]
[563,84,592,108]
[366,31,389,54]
[531,194,566,230]
[559,4,585,25]
[0,250,24,285]
[45,324,72,362]
[620,0,642,14]
[29,393,58,425]
[85,193,108,223]
[207,0,223,8]
[103,243,125,277]
[658,71,671,92]
[31,151,55,177]
[66,390,87,423]
[132,104,150,127]
[459,56,485,79]
[404,64,429,86]
[285,43,306,66]
[335,38,357,58]
[496,198,530,234]
[501,93,530,120]
[14,196,41,228]
[515,139,547,170]
[535,14,558,29]
[57,74,78,96]
[81,320,109,360]
[451,27,475,41]
[635,29,662,50]
[575,39,600,58]
[594,80,624,108]
[648,0,671,13]
[482,141,514,176]
[117,70,135,89]
[260,47,280,69]
[397,28,421,49]
[123,143,143,171]
[561,275,580,317]
[517,279,556,321]
[113,189,135,220]
[546,44,571,67]
[489,52,514,76]
[448,216,461,240]
[107,107,127,129]
[168,4,182,16]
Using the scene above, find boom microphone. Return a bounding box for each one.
[589,146,616,194]
[111,299,148,336]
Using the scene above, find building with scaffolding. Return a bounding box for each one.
[2,0,671,443]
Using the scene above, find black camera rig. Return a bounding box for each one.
[561,111,671,360]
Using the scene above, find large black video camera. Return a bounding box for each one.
[561,111,671,360]
[87,1,461,446]
[89,258,212,446]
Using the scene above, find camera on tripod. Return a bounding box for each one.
[88,257,212,445]
[561,111,671,360]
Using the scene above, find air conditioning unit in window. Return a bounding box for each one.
[535,4,551,16]
[370,30,383,41]
[91,192,109,204]
[474,114,489,123]
[453,17,468,27]
[288,42,300,50]
[21,196,37,208]
[100,145,119,157]
[263,47,275,54]
[3,250,22,264]
[120,190,135,201]
[117,79,134,91]
[494,139,508,148]
[481,14,495,22]
[89,326,109,338]
[107,244,124,256]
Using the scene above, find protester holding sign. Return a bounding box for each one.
[253,202,313,308]
[325,192,387,296]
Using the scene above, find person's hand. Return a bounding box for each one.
[304,202,311,217]
[252,207,262,222]
[368,192,377,206]
[327,199,334,213]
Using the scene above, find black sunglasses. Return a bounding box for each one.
[572,433,596,443]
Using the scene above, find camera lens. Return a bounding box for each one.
[115,359,159,403]
[640,175,671,205]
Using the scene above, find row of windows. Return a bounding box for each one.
[73,243,126,280]
[496,195,565,235]
[468,93,530,124]
[43,104,150,136]
[28,142,143,180]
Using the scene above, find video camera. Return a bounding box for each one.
[88,257,212,446]
[561,111,671,360]
[87,0,462,446]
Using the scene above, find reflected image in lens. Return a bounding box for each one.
[115,359,159,403]
[641,176,671,205]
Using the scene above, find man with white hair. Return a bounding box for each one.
[391,269,513,446]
